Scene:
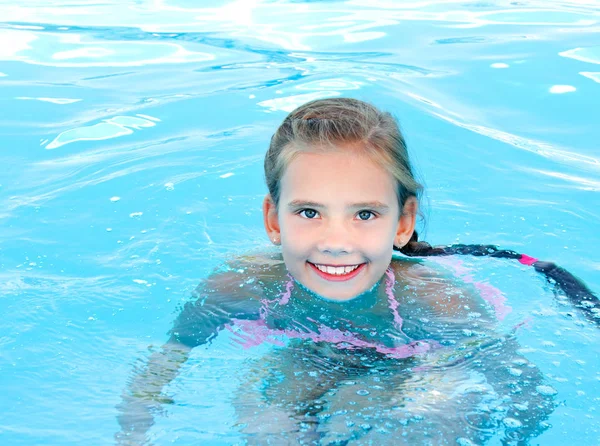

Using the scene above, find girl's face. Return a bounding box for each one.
[263,148,416,301]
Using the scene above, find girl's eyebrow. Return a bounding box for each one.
[287,200,390,211]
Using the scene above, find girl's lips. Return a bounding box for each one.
[307,262,366,282]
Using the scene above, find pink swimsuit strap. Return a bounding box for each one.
[229,268,438,359]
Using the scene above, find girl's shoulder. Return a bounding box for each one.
[389,256,493,319]
[389,256,439,279]
[201,251,286,297]
[233,251,285,268]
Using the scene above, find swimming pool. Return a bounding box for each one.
[1,0,599,444]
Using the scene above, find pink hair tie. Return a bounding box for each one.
[519,254,538,266]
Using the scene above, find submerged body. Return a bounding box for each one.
[168,254,554,444]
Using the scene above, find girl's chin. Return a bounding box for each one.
[297,278,372,302]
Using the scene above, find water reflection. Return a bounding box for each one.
[580,71,600,83]
[560,46,600,65]
[0,29,214,67]
[45,114,160,149]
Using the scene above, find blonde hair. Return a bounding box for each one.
[264,97,423,216]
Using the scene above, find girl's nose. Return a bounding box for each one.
[317,221,353,255]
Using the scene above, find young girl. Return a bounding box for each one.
[116,98,561,445]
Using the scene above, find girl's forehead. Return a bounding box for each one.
[280,151,398,200]
[287,150,384,171]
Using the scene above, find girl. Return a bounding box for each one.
[117,98,581,445]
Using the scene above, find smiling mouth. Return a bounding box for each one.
[307,262,366,281]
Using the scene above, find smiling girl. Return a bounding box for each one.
[116,98,558,445]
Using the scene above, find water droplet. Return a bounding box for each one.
[503,417,522,428]
[536,385,558,396]
[110,196,120,202]
[356,389,370,396]
[508,367,523,377]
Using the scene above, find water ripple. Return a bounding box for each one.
[580,71,600,83]
[522,168,600,192]
[560,46,600,65]
[45,114,160,149]
[429,110,600,171]
[0,28,215,67]
[16,96,82,104]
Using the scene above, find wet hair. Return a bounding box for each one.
[264,97,422,253]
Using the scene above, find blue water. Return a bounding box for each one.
[1,1,599,444]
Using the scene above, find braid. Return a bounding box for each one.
[396,231,446,256]
[394,233,599,327]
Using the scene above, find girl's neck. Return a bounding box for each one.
[288,270,390,311]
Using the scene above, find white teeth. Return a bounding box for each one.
[314,264,360,275]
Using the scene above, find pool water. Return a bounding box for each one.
[1,1,599,445]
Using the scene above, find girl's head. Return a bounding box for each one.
[263,98,423,301]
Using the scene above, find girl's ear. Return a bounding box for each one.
[394,197,417,249]
[263,194,281,245]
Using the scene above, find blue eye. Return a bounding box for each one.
[357,210,376,221]
[299,209,319,219]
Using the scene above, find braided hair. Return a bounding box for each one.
[397,231,599,327]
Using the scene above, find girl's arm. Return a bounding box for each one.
[115,257,270,445]
[115,340,191,445]
[393,259,554,442]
